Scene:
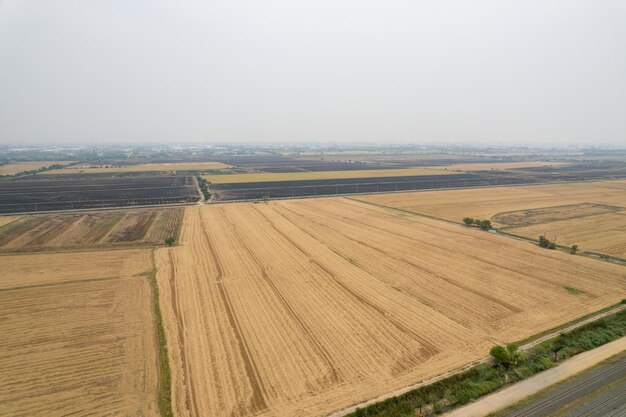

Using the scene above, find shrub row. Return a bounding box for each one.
[196,175,211,200]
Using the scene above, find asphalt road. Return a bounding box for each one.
[506,355,626,417]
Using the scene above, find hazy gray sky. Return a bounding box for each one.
[0,0,625,146]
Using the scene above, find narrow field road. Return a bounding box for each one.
[441,336,626,417]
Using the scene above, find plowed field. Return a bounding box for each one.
[0,249,158,417]
[0,208,183,252]
[156,199,626,417]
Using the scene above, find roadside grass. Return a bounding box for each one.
[349,309,626,417]
[148,250,173,417]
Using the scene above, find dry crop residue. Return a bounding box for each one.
[156,199,626,417]
[0,208,183,252]
[432,161,570,171]
[203,166,454,184]
[0,249,159,417]
[359,179,626,257]
[0,161,75,175]
[47,161,231,174]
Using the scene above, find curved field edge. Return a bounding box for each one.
[344,304,626,417]
[148,249,174,417]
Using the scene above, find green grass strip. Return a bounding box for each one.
[148,250,173,417]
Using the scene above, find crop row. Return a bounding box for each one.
[210,175,544,201]
[0,176,198,213]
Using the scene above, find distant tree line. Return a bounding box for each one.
[5,163,68,177]
[196,175,211,200]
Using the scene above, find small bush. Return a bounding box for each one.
[463,217,474,226]
[539,235,556,249]
[479,219,492,230]
[570,244,578,254]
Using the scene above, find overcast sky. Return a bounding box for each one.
[0,1,625,146]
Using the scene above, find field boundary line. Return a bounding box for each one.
[326,303,626,417]
[148,249,174,417]
[0,244,162,257]
[348,198,626,266]
[0,275,122,292]
[0,200,196,216]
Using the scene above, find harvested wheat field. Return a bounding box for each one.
[0,161,75,175]
[0,249,158,417]
[0,207,183,252]
[48,161,230,174]
[156,199,626,417]
[433,161,570,171]
[506,212,626,257]
[0,215,19,228]
[358,180,626,257]
[203,166,455,184]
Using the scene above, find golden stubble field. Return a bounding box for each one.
[0,161,75,175]
[202,167,455,184]
[156,199,626,417]
[47,161,230,174]
[0,249,159,417]
[359,180,626,257]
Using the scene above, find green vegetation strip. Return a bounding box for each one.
[349,305,626,417]
[148,250,173,417]
[196,175,211,200]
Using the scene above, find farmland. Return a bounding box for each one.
[506,212,626,257]
[156,199,626,417]
[435,161,570,171]
[0,161,75,175]
[0,215,19,228]
[213,154,401,171]
[0,176,198,213]
[205,173,530,201]
[48,161,231,174]
[204,158,626,201]
[358,180,626,257]
[0,249,159,417]
[0,207,183,252]
[203,167,456,184]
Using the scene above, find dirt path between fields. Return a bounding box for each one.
[441,336,626,417]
